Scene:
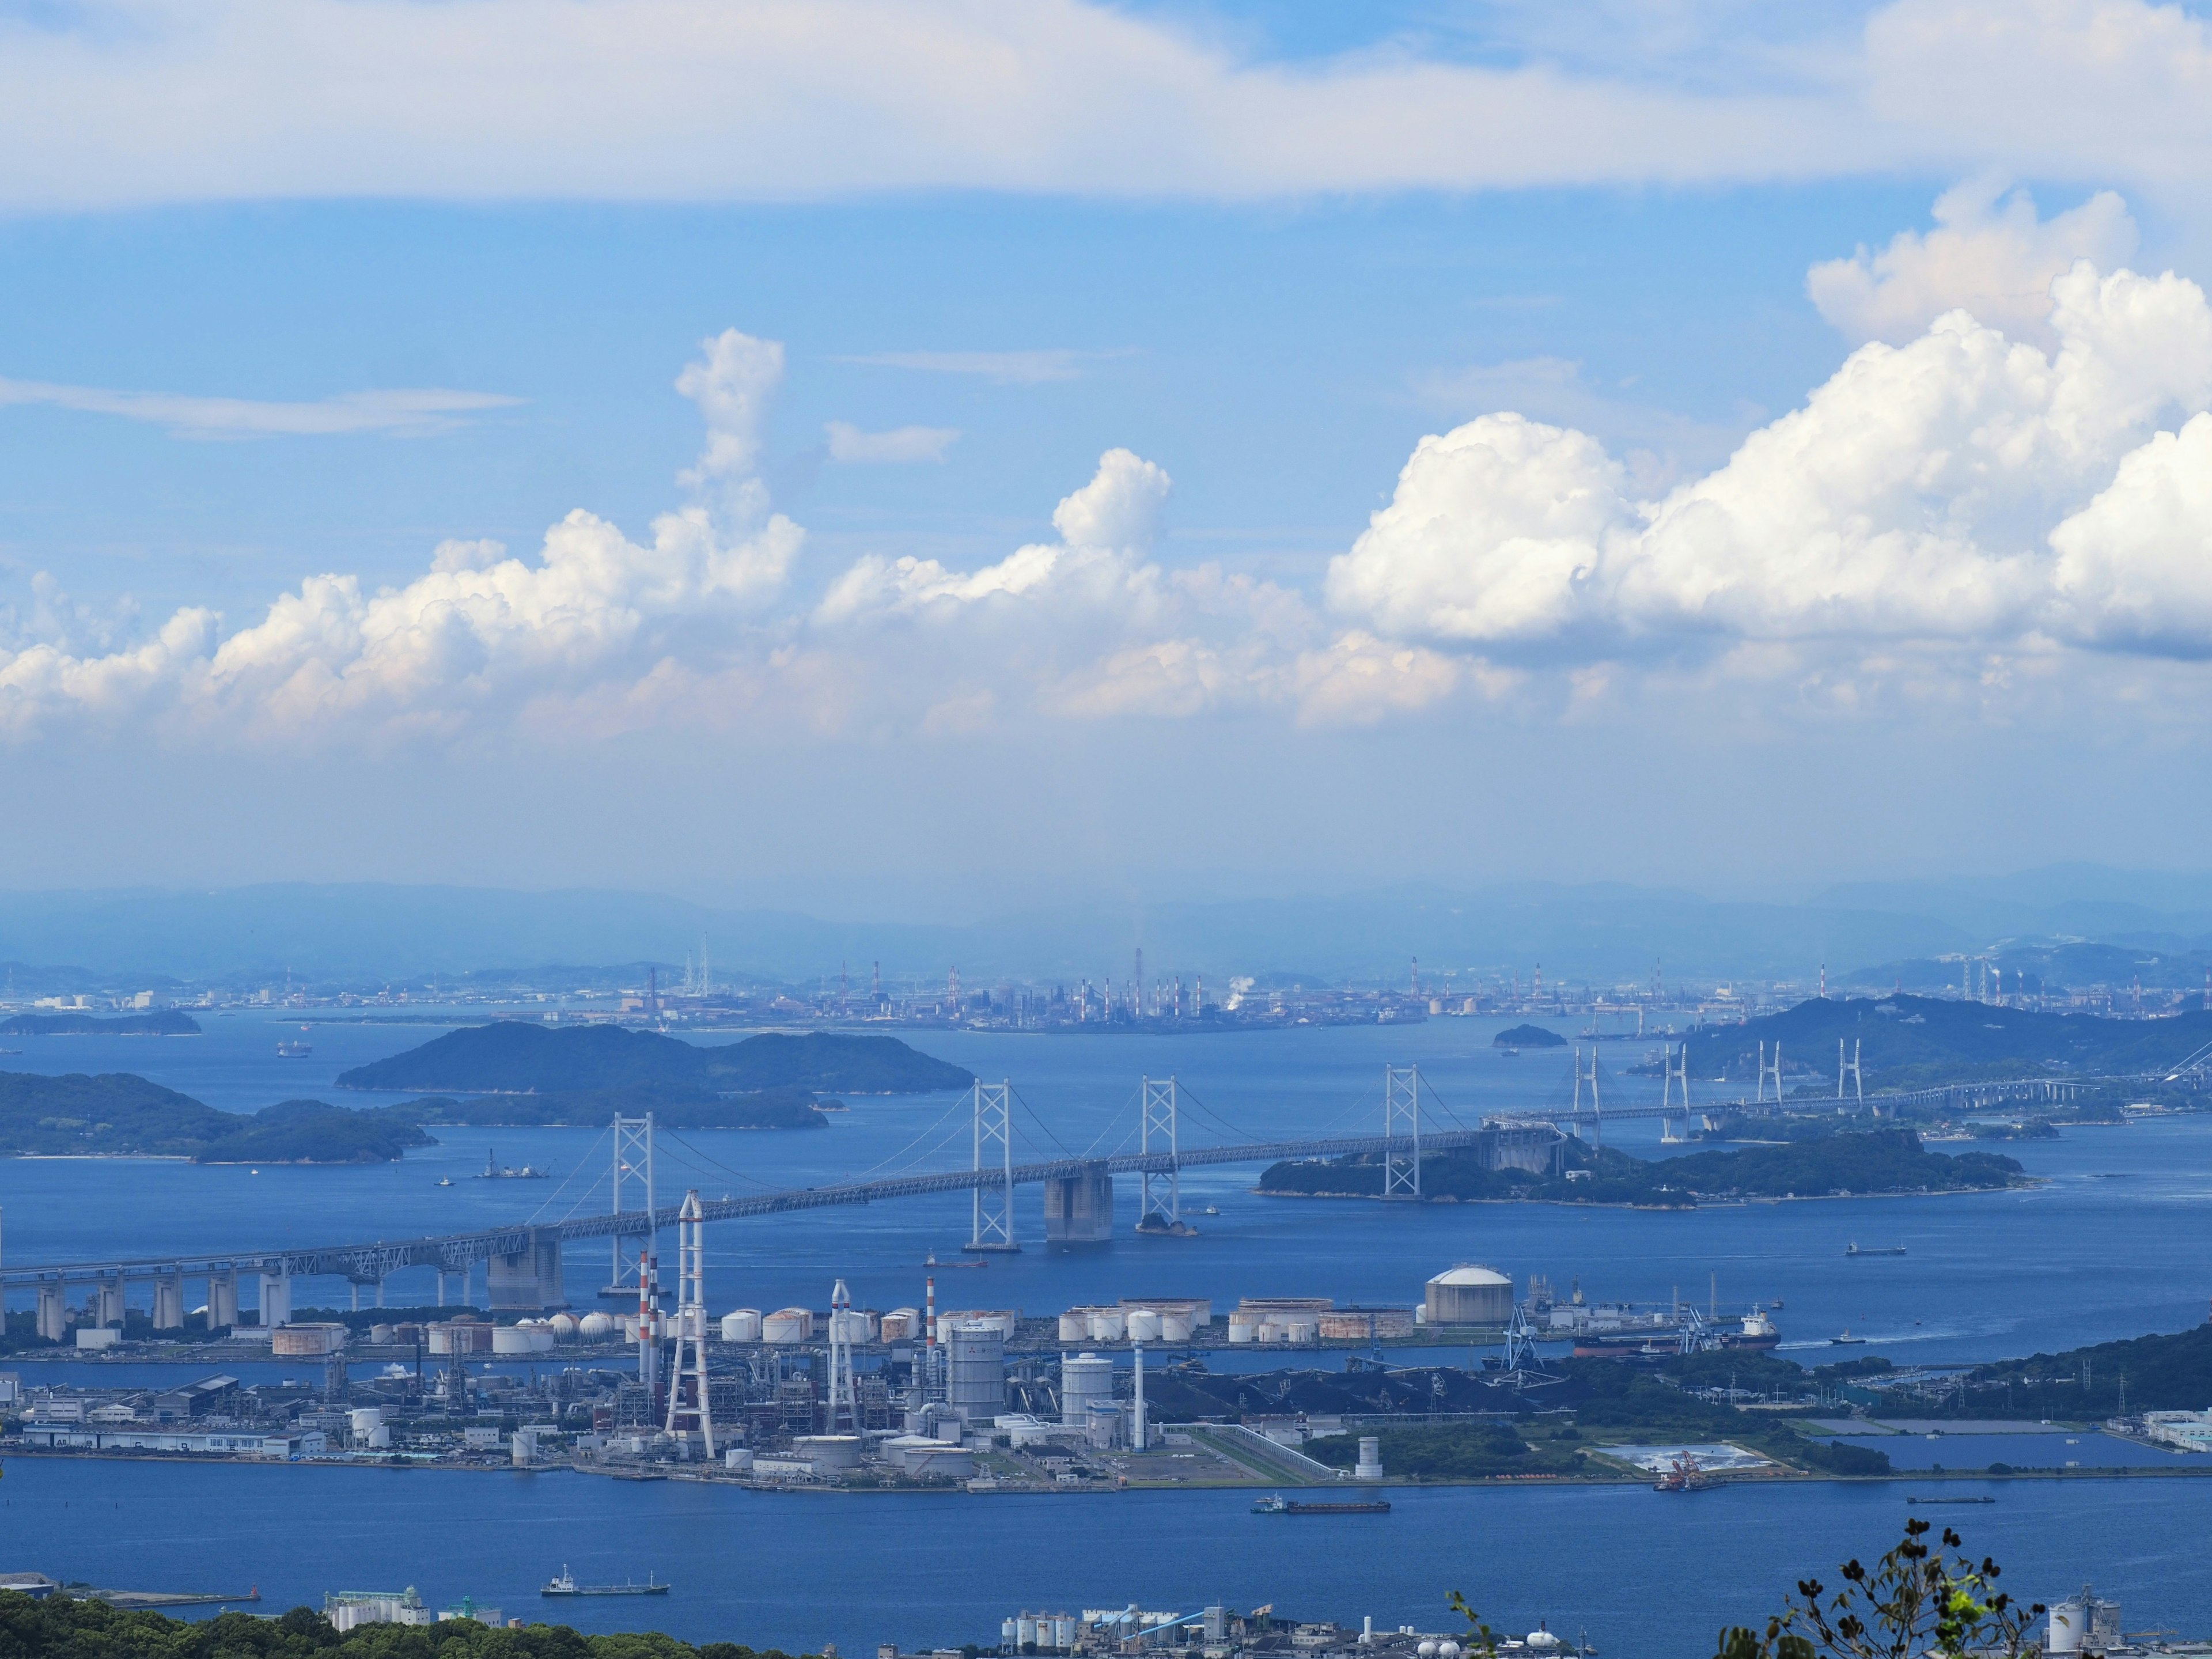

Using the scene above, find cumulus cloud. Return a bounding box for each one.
[1807,178,2139,346]
[0,374,518,438]
[824,421,960,463]
[1328,253,2212,664]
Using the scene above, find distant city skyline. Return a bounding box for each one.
[7,2,2212,900]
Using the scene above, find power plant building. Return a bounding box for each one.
[1424,1265,1513,1326]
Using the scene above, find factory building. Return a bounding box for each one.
[1424,1265,1514,1326]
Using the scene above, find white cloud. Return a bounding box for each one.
[676,329,783,488]
[1807,178,2139,346]
[1329,254,2212,662]
[824,421,960,463]
[0,375,518,438]
[834,351,1097,385]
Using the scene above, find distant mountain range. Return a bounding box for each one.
[2,866,2211,988]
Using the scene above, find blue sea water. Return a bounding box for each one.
[3,1013,2212,1652]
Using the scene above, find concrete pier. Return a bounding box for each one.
[1045,1165,1114,1247]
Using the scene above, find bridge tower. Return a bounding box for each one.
[1382,1065,1421,1199]
[1839,1039,1864,1108]
[663,1191,716,1455]
[1658,1043,1691,1143]
[607,1113,656,1296]
[1570,1048,1602,1149]
[1141,1075,1181,1228]
[1756,1042,1783,1105]
[968,1081,1018,1252]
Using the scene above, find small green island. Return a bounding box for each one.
[1258,1126,2027,1207]
[0,1009,201,1037]
[0,1072,432,1162]
[1492,1022,1567,1048]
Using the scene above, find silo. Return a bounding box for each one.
[1423,1265,1514,1326]
[721,1309,762,1343]
[1226,1311,1260,1343]
[1060,1351,1115,1426]
[946,1320,1006,1416]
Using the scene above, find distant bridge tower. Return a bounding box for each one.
[663,1190,716,1456]
[967,1080,1018,1251]
[607,1113,656,1296]
[827,1277,860,1434]
[1757,1043,1783,1104]
[1658,1043,1691,1143]
[1141,1075,1181,1228]
[1134,948,1145,1021]
[1382,1065,1422,1198]
[1570,1048,1601,1149]
[1839,1039,1864,1108]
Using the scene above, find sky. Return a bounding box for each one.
[6,0,2212,919]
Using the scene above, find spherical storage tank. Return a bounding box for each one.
[549,1313,579,1339]
[577,1312,616,1341]
[1425,1264,1514,1326]
[721,1309,763,1343]
[946,1320,1007,1416]
[1060,1351,1115,1427]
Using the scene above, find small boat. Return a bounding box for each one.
[1831,1331,1868,1345]
[1770,1298,1785,1310]
[1251,1494,1391,1515]
[435,1176,453,1188]
[1846,1242,1907,1257]
[1203,1206,1220,1215]
[1908,1496,1995,1505]
[1500,1047,1520,1057]
[541,1567,669,1597]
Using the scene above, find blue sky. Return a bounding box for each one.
[5,0,2212,916]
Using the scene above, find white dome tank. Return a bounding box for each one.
[577,1312,616,1340]
[548,1313,579,1339]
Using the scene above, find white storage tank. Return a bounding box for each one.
[721,1309,763,1343]
[1060,1352,1115,1427]
[1256,1320,1286,1343]
[349,1407,385,1440]
[1125,1309,1162,1342]
[828,1308,874,1344]
[946,1320,1007,1416]
[577,1312,616,1341]
[1283,1317,1319,1344]
[491,1327,535,1355]
[548,1313,579,1339]
[1157,1311,1195,1342]
[724,1447,755,1472]
[1087,1309,1126,1342]
[762,1308,814,1344]
[1226,1311,1260,1343]
[791,1434,863,1470]
[368,1324,397,1344]
[1425,1264,1514,1326]
[880,1309,918,1343]
[1052,1616,1076,1649]
[1058,1310,1092,1343]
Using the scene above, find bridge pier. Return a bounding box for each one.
[96,1276,124,1329]
[153,1271,184,1331]
[488,1228,565,1312]
[36,1284,65,1342]
[1044,1166,1113,1247]
[208,1270,238,1330]
[258,1270,291,1328]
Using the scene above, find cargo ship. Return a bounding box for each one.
[1846,1242,1907,1257]
[1573,1308,1779,1359]
[1251,1495,1391,1516]
[542,1569,668,1597]
[276,1039,312,1058]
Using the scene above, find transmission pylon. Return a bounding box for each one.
[1141,1075,1180,1226]
[1658,1043,1691,1143]
[827,1277,859,1434]
[607,1112,656,1295]
[1839,1038,1863,1108]
[1382,1065,1421,1199]
[662,1190,715,1456]
[967,1080,1017,1251]
[1570,1048,1602,1149]
[1756,1042,1783,1105]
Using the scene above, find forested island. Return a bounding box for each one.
[0,1009,200,1036]
[337,1023,972,1096]
[1258,1127,2027,1206]
[0,1072,433,1162]
[1493,1022,1566,1048]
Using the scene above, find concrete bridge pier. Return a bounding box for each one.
[488,1229,564,1312]
[258,1270,291,1328]
[36,1285,65,1342]
[208,1270,239,1330]
[435,1268,448,1306]
[1044,1165,1114,1247]
[96,1277,124,1328]
[153,1272,185,1331]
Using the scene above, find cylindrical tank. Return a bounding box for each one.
[491,1326,535,1355]
[528,1325,555,1352]
[1125,1309,1162,1342]
[791,1434,862,1470]
[1284,1317,1319,1344]
[1256,1320,1287,1343]
[349,1407,385,1438]
[880,1309,917,1343]
[548,1313,579,1339]
[1226,1311,1259,1343]
[829,1309,873,1344]
[368,1323,396,1344]
[1060,1352,1115,1427]
[1017,1616,1037,1648]
[1053,1617,1075,1650]
[272,1323,346,1357]
[946,1320,1006,1416]
[1003,1622,1019,1649]
[720,1309,763,1343]
[1087,1309,1126,1342]
[762,1308,813,1344]
[577,1312,616,1341]
[1425,1264,1514,1326]
[1157,1312,1194,1342]
[1355,1435,1384,1480]
[1059,1310,1092,1342]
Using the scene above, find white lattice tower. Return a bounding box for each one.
[968,1081,1016,1249]
[609,1112,656,1293]
[1382,1065,1421,1198]
[662,1190,715,1455]
[1141,1075,1180,1225]
[827,1278,859,1434]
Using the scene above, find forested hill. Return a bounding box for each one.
[0,1073,430,1161]
[1685,994,2212,1087]
[336,1022,973,1094]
